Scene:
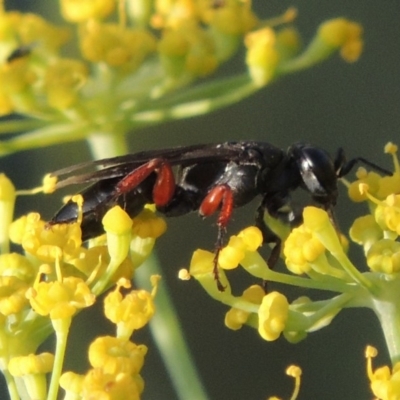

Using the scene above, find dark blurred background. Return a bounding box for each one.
[2,1,400,399]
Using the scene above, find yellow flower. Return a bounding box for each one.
[318,18,363,62]
[0,276,30,316]
[60,0,116,23]
[225,284,264,330]
[349,215,383,250]
[375,194,400,235]
[366,239,400,274]
[102,206,132,265]
[82,368,142,400]
[44,58,88,109]
[245,27,279,86]
[204,0,258,35]
[88,336,147,375]
[219,226,263,269]
[283,224,325,275]
[79,21,156,71]
[9,213,82,263]
[27,276,95,319]
[59,371,85,397]
[131,207,167,239]
[104,277,158,338]
[8,352,54,376]
[366,346,400,400]
[151,0,198,29]
[348,169,382,202]
[0,252,35,282]
[158,23,218,77]
[258,291,289,341]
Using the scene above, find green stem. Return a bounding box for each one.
[242,252,357,293]
[131,76,258,126]
[0,123,88,157]
[2,368,19,400]
[86,132,208,400]
[0,119,46,135]
[136,254,210,400]
[47,318,71,400]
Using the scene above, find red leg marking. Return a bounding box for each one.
[153,162,175,206]
[116,159,175,206]
[200,184,234,291]
[200,184,233,227]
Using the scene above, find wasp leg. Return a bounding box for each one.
[116,158,175,206]
[199,184,234,291]
[255,204,282,269]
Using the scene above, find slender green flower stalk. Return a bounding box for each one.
[0,1,369,399]
[189,142,400,399]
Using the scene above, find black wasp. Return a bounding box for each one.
[49,141,390,290]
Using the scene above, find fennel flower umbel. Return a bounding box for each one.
[189,142,400,400]
[0,1,368,400]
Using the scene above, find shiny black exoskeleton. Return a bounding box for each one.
[49,141,390,276]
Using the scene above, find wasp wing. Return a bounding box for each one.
[52,141,265,189]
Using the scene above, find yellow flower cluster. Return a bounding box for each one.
[189,141,400,363]
[58,277,158,399]
[346,143,400,274]
[366,346,400,400]
[0,172,166,399]
[0,1,365,159]
[0,0,259,116]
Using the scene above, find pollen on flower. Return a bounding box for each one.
[258,291,289,341]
